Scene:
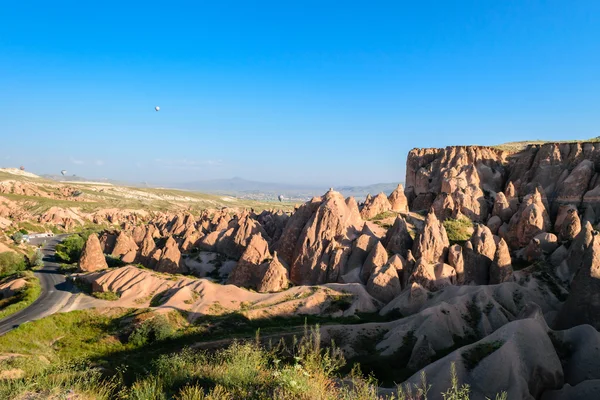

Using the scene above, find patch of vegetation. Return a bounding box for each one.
[28,248,44,269]
[58,263,78,273]
[370,211,396,221]
[443,217,473,244]
[0,252,27,278]
[92,291,121,301]
[462,298,482,337]
[0,307,508,399]
[105,254,126,268]
[323,293,354,314]
[54,234,85,263]
[0,271,41,320]
[462,340,504,370]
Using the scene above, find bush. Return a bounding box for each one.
[443,217,473,243]
[55,235,85,263]
[92,291,120,301]
[128,315,175,346]
[29,249,45,268]
[0,252,27,277]
[12,232,24,244]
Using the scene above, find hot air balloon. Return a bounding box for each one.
[19,166,24,171]
[278,194,284,202]
[155,106,160,112]
[61,170,67,176]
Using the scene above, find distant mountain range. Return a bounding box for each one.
[172,177,402,202]
[42,173,402,202]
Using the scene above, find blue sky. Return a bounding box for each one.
[1,1,599,186]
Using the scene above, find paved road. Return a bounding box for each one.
[0,235,75,335]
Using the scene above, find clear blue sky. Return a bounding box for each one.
[1,1,599,186]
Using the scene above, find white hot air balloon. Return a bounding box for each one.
[278,194,284,202]
[61,170,67,176]
[155,106,160,112]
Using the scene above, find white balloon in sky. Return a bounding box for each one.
[155,106,160,111]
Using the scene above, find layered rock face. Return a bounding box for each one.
[78,233,108,272]
[407,143,600,223]
[281,190,363,285]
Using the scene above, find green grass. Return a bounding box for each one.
[443,217,473,243]
[0,271,41,321]
[461,340,504,370]
[0,307,508,399]
[92,291,121,301]
[370,211,397,221]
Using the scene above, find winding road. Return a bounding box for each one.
[0,235,76,335]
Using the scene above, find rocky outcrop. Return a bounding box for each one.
[412,210,449,264]
[559,208,581,242]
[286,190,363,285]
[78,234,108,272]
[555,233,600,330]
[111,231,138,258]
[228,233,271,288]
[256,252,290,293]
[409,259,456,291]
[366,262,401,303]
[383,216,413,257]
[489,237,513,284]
[360,241,388,283]
[388,184,409,213]
[506,188,551,248]
[360,192,392,220]
[155,236,187,274]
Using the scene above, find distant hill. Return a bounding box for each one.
[174,177,401,202]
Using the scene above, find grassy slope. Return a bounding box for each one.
[0,272,41,321]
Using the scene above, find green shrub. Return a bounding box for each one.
[55,234,85,263]
[105,254,126,268]
[11,232,24,244]
[29,248,45,268]
[128,315,175,346]
[92,291,121,301]
[0,252,27,277]
[443,217,473,243]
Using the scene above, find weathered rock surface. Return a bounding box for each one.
[412,210,449,264]
[388,184,409,213]
[360,192,392,220]
[79,233,108,272]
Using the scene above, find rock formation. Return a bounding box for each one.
[78,234,108,272]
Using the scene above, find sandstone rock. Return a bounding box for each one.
[78,234,108,272]
[507,188,551,248]
[431,192,455,221]
[383,216,413,257]
[549,245,569,268]
[256,252,290,293]
[523,238,544,262]
[131,225,146,246]
[122,249,137,264]
[139,230,156,263]
[366,262,401,303]
[412,210,449,264]
[228,233,271,287]
[492,192,513,222]
[561,221,594,281]
[360,192,392,220]
[486,215,502,235]
[463,225,496,285]
[447,244,464,284]
[111,231,138,258]
[407,335,436,371]
[156,236,187,274]
[555,234,600,330]
[360,241,388,283]
[388,184,409,213]
[409,259,456,291]
[489,237,513,284]
[387,254,408,289]
[555,159,594,209]
[560,208,582,242]
[99,232,117,254]
[346,233,378,275]
[289,190,363,285]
